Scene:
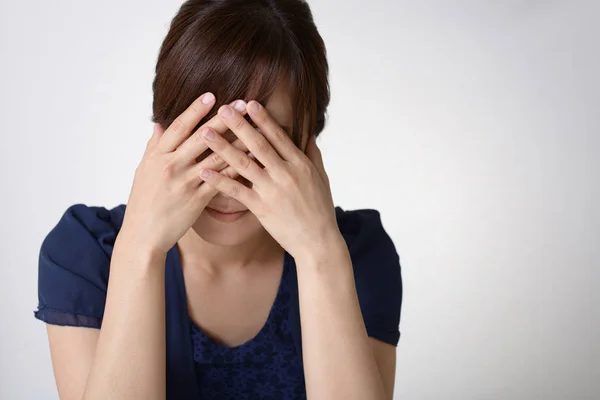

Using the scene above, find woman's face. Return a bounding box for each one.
[191,83,305,247]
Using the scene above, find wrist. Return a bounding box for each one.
[114,228,168,267]
[294,228,350,269]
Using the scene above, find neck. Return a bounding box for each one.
[177,228,282,274]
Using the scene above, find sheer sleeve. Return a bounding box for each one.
[34,203,125,328]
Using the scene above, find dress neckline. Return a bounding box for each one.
[171,243,291,351]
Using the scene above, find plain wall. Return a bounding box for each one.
[0,0,598,399]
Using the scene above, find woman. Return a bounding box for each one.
[34,0,403,399]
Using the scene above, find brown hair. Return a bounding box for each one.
[151,0,330,147]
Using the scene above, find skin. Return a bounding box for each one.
[45,83,396,399]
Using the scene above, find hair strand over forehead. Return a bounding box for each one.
[151,0,330,147]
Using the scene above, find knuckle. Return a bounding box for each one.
[223,168,237,179]
[143,144,156,159]
[190,99,205,115]
[189,130,205,145]
[273,127,288,144]
[236,154,251,170]
[208,170,221,185]
[255,136,270,153]
[141,152,157,166]
[228,183,241,197]
[293,153,310,167]
[170,117,185,134]
[279,170,295,187]
[233,117,245,130]
[299,160,313,175]
[214,139,228,152]
[176,180,192,196]
[165,177,183,197]
[185,172,200,189]
[161,161,177,179]
[210,152,223,166]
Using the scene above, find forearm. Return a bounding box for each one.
[82,231,167,400]
[296,233,387,400]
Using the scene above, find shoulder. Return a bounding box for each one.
[335,206,403,345]
[335,206,399,265]
[46,203,127,245]
[35,203,127,326]
[40,203,127,270]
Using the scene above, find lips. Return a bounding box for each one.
[205,206,249,222]
[206,206,247,214]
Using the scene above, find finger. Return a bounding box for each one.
[200,126,267,184]
[217,104,284,170]
[195,164,238,198]
[306,134,331,187]
[246,100,302,163]
[146,122,165,150]
[152,122,164,140]
[199,168,258,207]
[194,137,249,171]
[158,92,216,153]
[176,100,248,165]
[188,146,246,182]
[305,135,325,172]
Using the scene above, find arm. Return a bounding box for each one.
[197,100,400,399]
[44,93,244,399]
[46,239,167,400]
[370,337,397,398]
[82,238,167,400]
[46,326,98,400]
[296,234,394,400]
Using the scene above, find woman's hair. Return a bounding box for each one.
[151,0,330,146]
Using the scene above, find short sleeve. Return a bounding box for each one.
[336,207,403,346]
[33,203,126,328]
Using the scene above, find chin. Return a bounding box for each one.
[191,209,266,247]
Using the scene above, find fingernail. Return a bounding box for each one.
[201,92,215,104]
[201,169,211,179]
[231,100,246,113]
[202,128,216,140]
[248,101,260,114]
[220,105,233,118]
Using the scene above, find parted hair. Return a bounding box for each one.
[151,0,330,146]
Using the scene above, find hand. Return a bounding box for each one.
[120,93,249,255]
[198,100,341,260]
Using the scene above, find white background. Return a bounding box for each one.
[1,0,598,399]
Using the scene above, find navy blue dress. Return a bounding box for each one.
[34,204,403,399]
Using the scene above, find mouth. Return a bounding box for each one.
[205,206,249,223]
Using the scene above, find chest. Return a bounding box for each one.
[163,246,306,399]
[183,258,306,398]
[182,260,284,347]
